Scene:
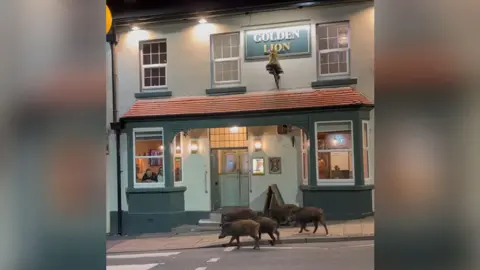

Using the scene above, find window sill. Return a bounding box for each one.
[317,179,355,186]
[311,77,358,89]
[135,90,172,99]
[301,185,374,191]
[127,186,187,193]
[205,86,246,96]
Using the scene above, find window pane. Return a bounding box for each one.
[316,122,351,132]
[223,69,232,81]
[142,44,151,54]
[302,152,308,180]
[363,149,369,178]
[159,67,166,77]
[320,64,329,75]
[230,34,239,46]
[318,38,328,50]
[159,42,167,53]
[339,50,347,62]
[214,43,222,59]
[151,53,160,64]
[174,157,182,182]
[339,62,348,73]
[328,37,338,49]
[231,70,239,81]
[136,157,164,184]
[143,54,151,65]
[159,77,166,86]
[215,63,223,81]
[317,25,327,39]
[363,123,369,147]
[135,131,163,156]
[160,53,167,64]
[231,45,239,57]
[151,77,159,86]
[144,77,151,87]
[329,52,339,63]
[151,68,159,77]
[317,151,353,179]
[328,63,339,74]
[144,68,151,77]
[151,43,159,53]
[175,134,181,154]
[317,131,352,150]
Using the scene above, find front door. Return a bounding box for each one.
[210,149,250,210]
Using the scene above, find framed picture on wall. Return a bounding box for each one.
[252,157,265,175]
[269,157,282,174]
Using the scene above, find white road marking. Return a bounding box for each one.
[106,263,158,270]
[207,257,220,263]
[107,252,181,259]
[195,267,207,270]
[224,246,236,252]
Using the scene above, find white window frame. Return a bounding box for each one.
[362,120,373,185]
[173,132,184,186]
[315,120,355,186]
[211,32,241,85]
[300,129,309,185]
[317,22,350,78]
[133,127,165,188]
[140,40,168,90]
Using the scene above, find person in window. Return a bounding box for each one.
[142,168,158,182]
[157,167,164,183]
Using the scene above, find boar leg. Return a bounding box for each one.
[236,237,241,249]
[320,215,329,235]
[267,232,276,246]
[227,236,236,246]
[299,223,309,233]
[275,229,280,241]
[313,220,319,233]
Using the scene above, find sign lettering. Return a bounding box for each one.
[244,25,311,59]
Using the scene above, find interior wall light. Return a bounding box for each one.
[189,140,199,154]
[131,26,140,31]
[254,137,263,151]
[198,18,207,24]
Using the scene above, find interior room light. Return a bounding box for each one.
[229,126,239,133]
[198,18,207,24]
[131,26,140,31]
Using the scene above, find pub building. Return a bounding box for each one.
[106,0,375,234]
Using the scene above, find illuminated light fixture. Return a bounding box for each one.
[254,138,263,151]
[189,140,199,154]
[229,126,239,133]
[131,26,140,31]
[159,145,164,151]
[198,18,207,24]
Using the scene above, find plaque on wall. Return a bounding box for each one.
[269,157,282,174]
[252,157,265,175]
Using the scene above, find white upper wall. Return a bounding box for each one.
[111,2,374,117]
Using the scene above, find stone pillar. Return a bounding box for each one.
[163,130,175,188]
[307,124,318,186]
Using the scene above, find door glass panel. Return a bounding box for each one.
[223,152,237,173]
[240,152,249,174]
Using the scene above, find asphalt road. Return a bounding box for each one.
[107,240,374,270]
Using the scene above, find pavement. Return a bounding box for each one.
[107,216,374,254]
[107,240,374,270]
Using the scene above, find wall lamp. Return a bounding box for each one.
[254,137,263,151]
[189,139,199,154]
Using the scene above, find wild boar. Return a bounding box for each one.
[289,206,329,235]
[220,207,258,225]
[218,219,260,249]
[268,204,300,226]
[254,216,280,246]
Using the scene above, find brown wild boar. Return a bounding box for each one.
[289,206,329,235]
[254,216,280,246]
[268,204,300,226]
[218,219,260,249]
[220,207,258,225]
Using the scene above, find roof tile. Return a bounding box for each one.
[122,87,373,119]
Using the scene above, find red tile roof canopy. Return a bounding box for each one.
[122,87,373,119]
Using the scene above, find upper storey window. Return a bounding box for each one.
[317,22,350,77]
[140,40,167,89]
[211,33,241,85]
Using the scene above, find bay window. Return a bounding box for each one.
[315,121,354,184]
[133,128,165,188]
[173,132,183,184]
[363,120,372,183]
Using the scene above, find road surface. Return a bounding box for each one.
[107,240,373,270]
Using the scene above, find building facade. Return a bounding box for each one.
[106,1,375,234]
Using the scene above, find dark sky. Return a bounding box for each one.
[107,0,331,15]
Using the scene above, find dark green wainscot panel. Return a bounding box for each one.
[110,187,211,235]
[300,185,374,220]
